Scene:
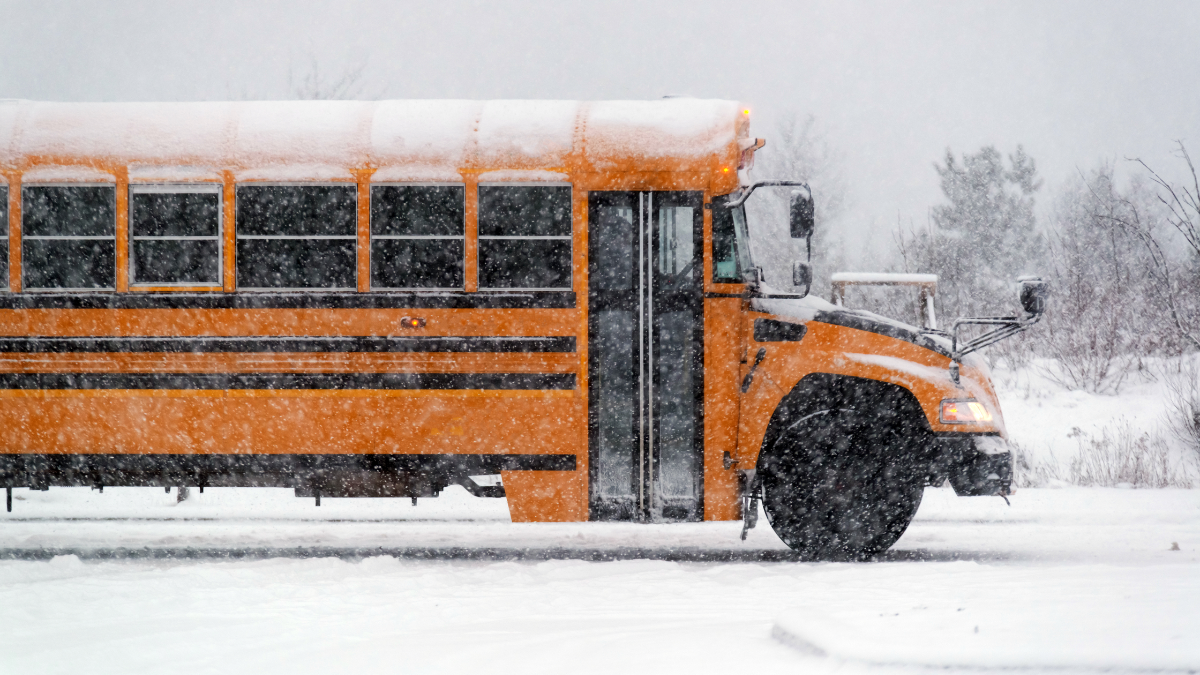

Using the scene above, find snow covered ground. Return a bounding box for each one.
[1,361,1197,674]
[1,485,1197,674]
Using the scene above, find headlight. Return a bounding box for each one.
[940,398,994,424]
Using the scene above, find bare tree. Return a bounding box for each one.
[289,55,370,100]
[1107,142,1200,352]
[1038,166,1162,392]
[746,111,849,293]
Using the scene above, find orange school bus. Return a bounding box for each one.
[0,99,1045,558]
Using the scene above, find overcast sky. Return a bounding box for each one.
[2,0,1198,262]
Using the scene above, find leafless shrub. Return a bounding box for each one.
[988,329,1036,373]
[1068,422,1192,488]
[1034,166,1164,394]
[1010,441,1062,489]
[1162,357,1200,461]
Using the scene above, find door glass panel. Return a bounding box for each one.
[656,309,695,500]
[592,205,634,291]
[589,198,638,515]
[657,206,695,289]
[596,309,635,499]
[651,199,700,519]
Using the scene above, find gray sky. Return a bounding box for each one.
[3,0,1198,262]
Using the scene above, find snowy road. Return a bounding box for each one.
[1,486,1197,674]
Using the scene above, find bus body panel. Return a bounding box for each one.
[734,310,1005,473]
[700,295,743,521]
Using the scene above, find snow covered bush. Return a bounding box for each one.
[1162,357,1200,461]
[1067,422,1191,489]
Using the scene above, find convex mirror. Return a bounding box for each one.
[792,260,812,298]
[789,191,815,240]
[1018,277,1048,317]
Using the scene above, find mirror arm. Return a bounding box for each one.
[744,280,809,300]
[951,312,1044,361]
[721,180,812,208]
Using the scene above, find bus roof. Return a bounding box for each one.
[0,99,748,182]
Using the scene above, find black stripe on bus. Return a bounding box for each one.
[0,336,576,354]
[0,373,576,390]
[0,291,576,310]
[0,453,578,487]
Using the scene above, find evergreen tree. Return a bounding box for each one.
[918,146,1045,319]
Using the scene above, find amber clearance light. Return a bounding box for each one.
[940,399,993,424]
[399,316,426,329]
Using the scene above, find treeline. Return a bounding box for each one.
[887,143,1200,396]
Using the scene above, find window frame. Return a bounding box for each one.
[477,182,574,292]
[369,182,466,291]
[128,183,224,290]
[234,181,359,292]
[21,182,117,292]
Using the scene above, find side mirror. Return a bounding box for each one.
[1018,277,1048,317]
[789,191,815,240]
[792,260,812,298]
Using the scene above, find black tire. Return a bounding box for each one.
[760,407,927,560]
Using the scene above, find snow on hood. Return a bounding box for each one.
[0,99,743,173]
[751,283,960,358]
[750,287,838,323]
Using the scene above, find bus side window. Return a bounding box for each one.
[0,185,7,289]
[478,185,572,290]
[22,185,116,290]
[236,185,357,290]
[371,185,465,289]
[711,200,740,283]
[130,186,221,287]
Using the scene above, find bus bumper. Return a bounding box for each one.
[932,435,1013,497]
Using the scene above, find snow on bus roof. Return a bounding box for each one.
[0,99,743,171]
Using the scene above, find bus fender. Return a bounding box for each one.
[755,372,937,473]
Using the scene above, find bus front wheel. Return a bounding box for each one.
[759,407,926,560]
